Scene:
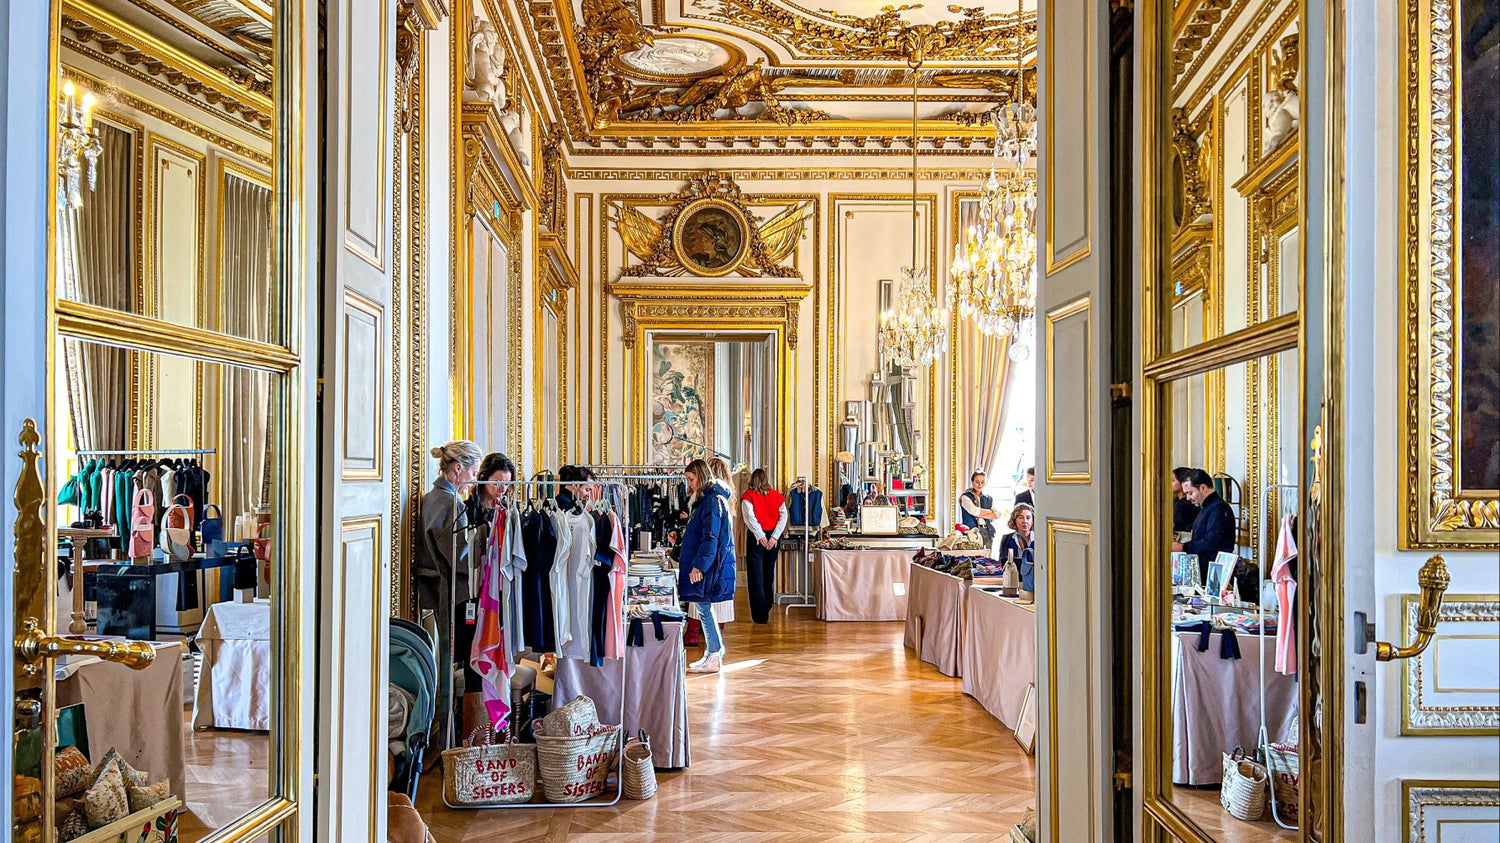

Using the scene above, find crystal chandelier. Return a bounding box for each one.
[57,76,102,210]
[948,31,1038,362]
[879,66,950,369]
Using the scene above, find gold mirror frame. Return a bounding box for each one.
[37,0,311,839]
[1400,0,1500,550]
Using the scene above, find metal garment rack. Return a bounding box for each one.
[439,478,630,810]
[1255,481,1298,831]
[777,482,819,613]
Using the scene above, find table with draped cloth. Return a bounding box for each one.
[812,549,910,622]
[1172,629,1298,785]
[56,640,186,800]
[552,618,691,768]
[904,563,968,676]
[192,600,272,731]
[960,589,1036,729]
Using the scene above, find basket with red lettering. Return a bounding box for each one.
[533,719,621,804]
[441,730,537,806]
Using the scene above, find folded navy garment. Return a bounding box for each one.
[1220,627,1241,660]
[627,617,645,648]
[651,613,665,641]
[1183,620,1214,652]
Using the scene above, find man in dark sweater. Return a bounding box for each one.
[1172,469,1236,583]
[1171,467,1200,535]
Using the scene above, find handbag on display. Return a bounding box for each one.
[128,489,155,560]
[441,727,537,806]
[621,730,657,800]
[160,498,195,562]
[1220,746,1268,821]
[200,504,224,555]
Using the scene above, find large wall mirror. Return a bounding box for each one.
[16,1,302,841]
[1142,0,1308,839]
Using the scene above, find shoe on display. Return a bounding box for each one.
[688,654,722,674]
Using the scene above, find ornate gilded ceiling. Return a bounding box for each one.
[523,0,1038,151]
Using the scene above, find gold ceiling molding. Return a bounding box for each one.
[580,0,833,126]
[158,0,272,61]
[608,173,809,277]
[1170,106,1213,227]
[607,278,811,348]
[61,0,272,133]
[1170,0,1244,85]
[518,0,1017,149]
[572,166,994,180]
[686,0,1035,64]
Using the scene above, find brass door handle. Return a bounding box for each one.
[13,618,156,674]
[1375,555,1451,662]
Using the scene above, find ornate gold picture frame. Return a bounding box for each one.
[1401,0,1500,549]
[672,197,751,277]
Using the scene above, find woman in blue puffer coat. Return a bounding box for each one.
[678,458,736,674]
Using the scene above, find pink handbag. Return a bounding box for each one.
[128,488,154,559]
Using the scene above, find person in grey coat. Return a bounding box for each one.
[414,439,482,752]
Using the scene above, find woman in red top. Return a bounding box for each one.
[740,468,789,624]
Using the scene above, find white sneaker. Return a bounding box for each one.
[688,654,722,674]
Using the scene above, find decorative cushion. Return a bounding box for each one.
[12,775,43,823]
[88,749,147,789]
[55,746,92,797]
[58,811,89,842]
[83,760,130,829]
[127,779,172,812]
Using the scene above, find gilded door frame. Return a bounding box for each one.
[610,279,808,486]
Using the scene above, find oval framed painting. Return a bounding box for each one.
[672,198,750,277]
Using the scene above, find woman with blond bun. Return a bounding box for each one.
[415,440,482,751]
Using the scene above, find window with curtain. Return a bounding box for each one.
[220,171,274,522]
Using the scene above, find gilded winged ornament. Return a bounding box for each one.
[609,175,810,278]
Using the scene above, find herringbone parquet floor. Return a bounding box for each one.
[415,593,1038,842]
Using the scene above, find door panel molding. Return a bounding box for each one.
[1045,296,1093,484]
[1045,518,1101,841]
[1401,780,1500,843]
[1042,0,1093,272]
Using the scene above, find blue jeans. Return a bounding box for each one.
[696,602,723,655]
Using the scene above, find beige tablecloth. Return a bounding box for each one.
[960,590,1037,729]
[57,640,186,800]
[813,549,909,621]
[904,563,968,677]
[1172,630,1298,784]
[193,600,272,731]
[552,619,691,768]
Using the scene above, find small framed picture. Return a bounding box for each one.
[1014,683,1037,755]
[860,505,900,535]
[1206,551,1238,600]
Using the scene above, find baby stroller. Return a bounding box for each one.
[389,618,437,801]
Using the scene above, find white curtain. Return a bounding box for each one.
[961,321,1011,487]
[220,173,274,522]
[59,122,133,453]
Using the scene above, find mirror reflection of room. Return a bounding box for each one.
[45,0,280,839]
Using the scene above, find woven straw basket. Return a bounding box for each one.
[535,721,620,803]
[621,730,657,800]
[441,731,537,806]
[1220,748,1268,821]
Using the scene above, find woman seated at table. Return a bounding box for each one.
[998,504,1036,591]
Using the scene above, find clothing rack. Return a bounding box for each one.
[74,448,216,456]
[441,478,630,810]
[1256,481,1298,831]
[778,479,818,614]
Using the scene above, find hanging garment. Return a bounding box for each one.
[604,512,628,660]
[99,467,114,532]
[520,509,559,653]
[470,508,511,732]
[501,505,528,662]
[588,512,614,667]
[556,508,595,661]
[1272,514,1298,675]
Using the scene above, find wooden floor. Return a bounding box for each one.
[416,594,1037,842]
[177,710,271,842]
[1176,786,1299,842]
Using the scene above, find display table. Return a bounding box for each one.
[552,619,691,768]
[904,563,968,676]
[960,589,1037,729]
[812,549,909,621]
[56,640,186,800]
[1171,630,1298,785]
[193,600,272,731]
